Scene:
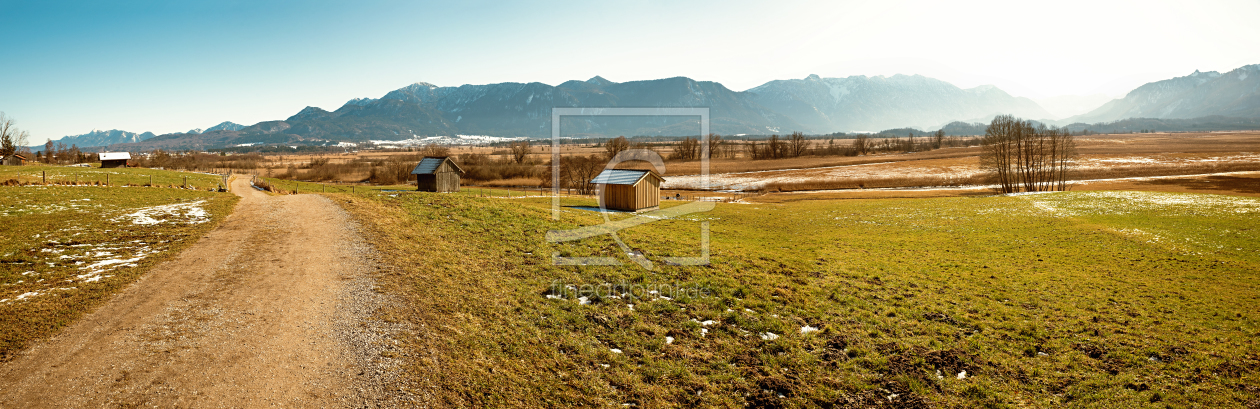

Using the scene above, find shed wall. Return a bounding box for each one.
[597,176,660,211]
[416,161,461,192]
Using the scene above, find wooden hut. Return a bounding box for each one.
[411,156,464,192]
[591,169,663,212]
[99,152,131,168]
[1,153,27,166]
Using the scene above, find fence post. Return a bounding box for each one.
[106,174,109,186]
[149,175,153,186]
[42,171,46,184]
[183,176,187,189]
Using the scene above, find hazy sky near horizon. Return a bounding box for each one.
[3,0,1259,140]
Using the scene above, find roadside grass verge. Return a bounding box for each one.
[1,164,231,190]
[332,188,1260,407]
[0,168,238,362]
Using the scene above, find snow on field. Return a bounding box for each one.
[0,197,102,217]
[665,161,981,190]
[1081,154,1260,168]
[665,153,1260,191]
[1021,191,1260,217]
[115,200,209,225]
[371,134,526,147]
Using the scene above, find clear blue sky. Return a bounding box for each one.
[3,0,1259,141]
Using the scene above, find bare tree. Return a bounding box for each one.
[44,139,54,163]
[420,143,451,157]
[767,134,783,159]
[934,129,945,149]
[787,131,809,157]
[0,112,30,157]
[745,140,762,159]
[558,154,606,194]
[853,135,870,155]
[706,134,723,159]
[604,136,629,160]
[509,140,532,164]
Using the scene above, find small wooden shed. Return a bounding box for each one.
[1,153,27,166]
[99,152,131,168]
[591,169,663,212]
[411,156,464,192]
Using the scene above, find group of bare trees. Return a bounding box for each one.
[552,154,606,194]
[746,132,809,159]
[1,112,31,158]
[980,115,1077,193]
[36,141,89,164]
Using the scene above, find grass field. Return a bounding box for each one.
[0,166,238,362]
[331,187,1259,407]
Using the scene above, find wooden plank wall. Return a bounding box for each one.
[417,161,462,192]
[598,175,660,211]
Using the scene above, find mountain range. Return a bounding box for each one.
[40,64,1260,151]
[1065,64,1260,124]
[35,129,157,149]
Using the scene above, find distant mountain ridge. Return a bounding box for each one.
[134,73,1059,149]
[37,121,245,150]
[35,129,156,150]
[100,65,1260,151]
[745,74,1053,132]
[1067,64,1260,124]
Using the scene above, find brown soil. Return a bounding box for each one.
[0,177,408,407]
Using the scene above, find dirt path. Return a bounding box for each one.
[0,177,402,408]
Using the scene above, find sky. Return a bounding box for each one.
[2,0,1259,141]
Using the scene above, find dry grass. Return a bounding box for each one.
[328,186,1260,407]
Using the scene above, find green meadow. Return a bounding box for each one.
[0,166,237,362]
[336,188,1260,408]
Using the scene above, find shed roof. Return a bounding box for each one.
[590,169,662,186]
[99,152,131,161]
[410,156,464,175]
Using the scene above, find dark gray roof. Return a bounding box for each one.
[590,169,654,185]
[410,156,446,174]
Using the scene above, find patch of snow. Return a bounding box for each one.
[665,336,674,345]
[800,325,819,334]
[957,371,967,380]
[609,348,622,354]
[760,332,779,341]
[115,201,209,225]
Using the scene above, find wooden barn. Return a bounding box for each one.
[411,156,464,192]
[1,153,27,166]
[99,152,131,168]
[591,169,663,212]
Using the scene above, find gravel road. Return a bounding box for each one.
[0,176,409,408]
